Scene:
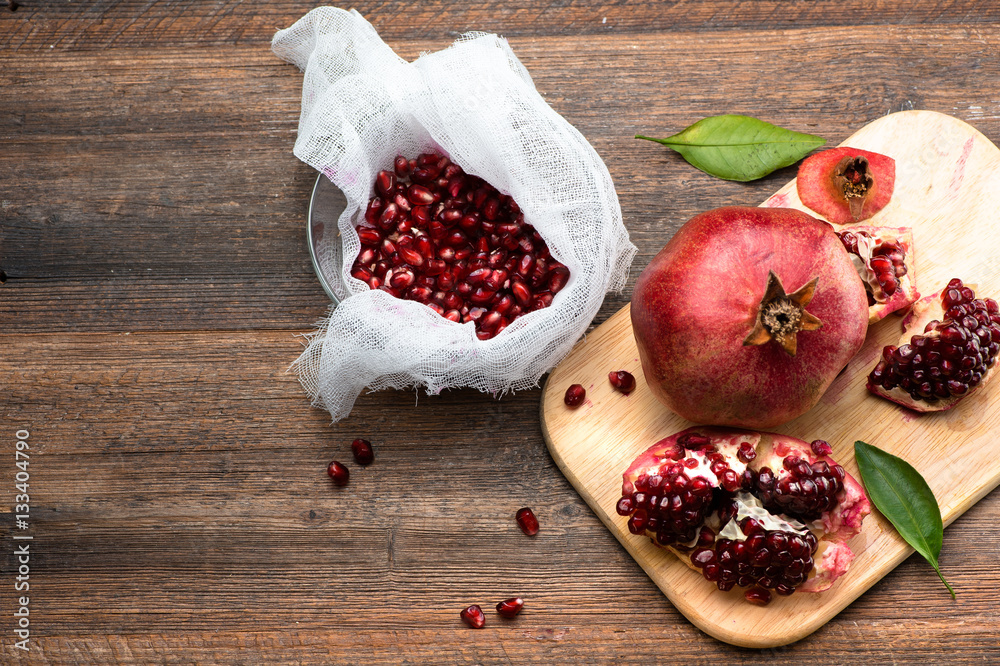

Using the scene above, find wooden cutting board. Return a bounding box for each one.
[540,110,1000,648]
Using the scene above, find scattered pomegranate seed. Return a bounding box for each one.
[460,604,486,629]
[608,370,636,394]
[744,587,772,606]
[327,461,349,487]
[351,439,375,465]
[564,384,586,407]
[515,507,539,536]
[351,151,570,340]
[496,597,524,618]
[810,439,833,457]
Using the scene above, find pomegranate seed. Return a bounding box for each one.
[398,245,425,268]
[515,507,539,536]
[378,203,399,229]
[376,170,396,196]
[389,268,416,290]
[511,278,532,306]
[548,265,570,294]
[407,184,435,205]
[484,269,508,291]
[411,167,434,184]
[393,192,412,213]
[744,587,772,606]
[480,310,503,332]
[810,440,833,456]
[609,370,637,394]
[394,155,410,177]
[532,291,553,310]
[564,384,586,407]
[365,197,383,225]
[517,253,535,277]
[466,267,490,285]
[327,461,349,486]
[460,605,485,629]
[350,439,374,465]
[357,227,381,246]
[496,597,524,618]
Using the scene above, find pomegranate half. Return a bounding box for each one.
[631,206,869,429]
[617,427,871,601]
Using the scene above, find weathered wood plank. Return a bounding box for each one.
[3,28,1000,333]
[2,0,998,51]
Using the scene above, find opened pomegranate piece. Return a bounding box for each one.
[837,226,919,323]
[350,152,570,341]
[797,147,896,224]
[617,427,870,603]
[868,278,1000,411]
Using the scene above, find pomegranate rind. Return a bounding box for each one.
[799,541,855,593]
[839,225,919,323]
[797,147,896,224]
[866,284,998,412]
[621,427,870,595]
[631,207,869,429]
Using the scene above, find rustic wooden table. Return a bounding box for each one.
[3,1,1000,663]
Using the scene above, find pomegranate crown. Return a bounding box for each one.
[743,270,822,356]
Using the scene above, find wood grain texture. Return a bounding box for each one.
[3,1,1000,663]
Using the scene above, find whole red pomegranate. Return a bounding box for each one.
[631,207,869,428]
[617,427,871,602]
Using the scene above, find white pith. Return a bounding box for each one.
[717,492,811,541]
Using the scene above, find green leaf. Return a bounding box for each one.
[854,441,955,599]
[636,114,826,182]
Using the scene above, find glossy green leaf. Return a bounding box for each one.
[636,114,826,182]
[854,441,955,598]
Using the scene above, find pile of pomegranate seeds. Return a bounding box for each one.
[869,278,1000,403]
[563,383,586,407]
[515,507,540,536]
[608,370,636,394]
[350,152,571,340]
[755,456,846,520]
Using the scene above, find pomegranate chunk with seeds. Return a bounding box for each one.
[350,152,570,340]
[837,226,919,323]
[617,427,870,602]
[868,278,1000,411]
